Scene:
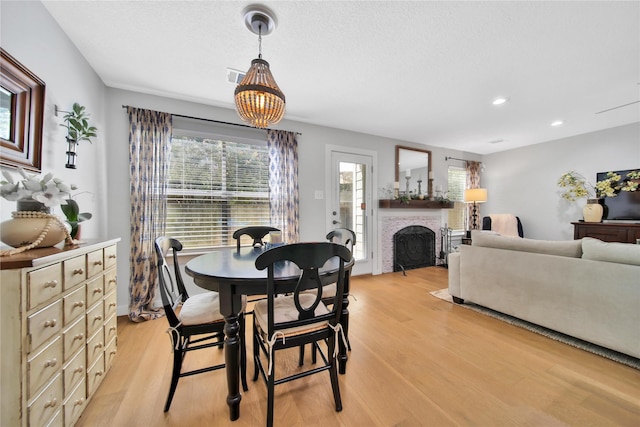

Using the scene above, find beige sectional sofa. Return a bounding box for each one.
[448,230,640,359]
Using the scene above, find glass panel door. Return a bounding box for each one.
[330,151,372,275]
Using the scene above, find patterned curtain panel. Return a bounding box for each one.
[267,130,299,243]
[127,107,172,322]
[466,161,482,229]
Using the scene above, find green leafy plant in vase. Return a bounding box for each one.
[60,102,98,169]
[60,198,92,239]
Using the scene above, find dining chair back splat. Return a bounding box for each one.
[154,237,248,412]
[253,242,352,427]
[233,226,281,250]
[326,228,356,253]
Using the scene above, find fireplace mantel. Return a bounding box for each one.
[378,199,454,209]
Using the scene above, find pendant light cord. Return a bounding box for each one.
[258,23,263,59]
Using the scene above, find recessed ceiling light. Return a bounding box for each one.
[492,97,509,105]
[551,120,564,126]
[488,139,504,144]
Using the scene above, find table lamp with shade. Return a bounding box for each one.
[464,188,488,237]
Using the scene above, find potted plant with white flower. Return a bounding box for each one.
[0,168,87,253]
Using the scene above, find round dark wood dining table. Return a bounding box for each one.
[185,245,353,422]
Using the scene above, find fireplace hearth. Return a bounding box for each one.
[393,225,436,273]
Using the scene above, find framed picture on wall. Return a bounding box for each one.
[0,48,45,172]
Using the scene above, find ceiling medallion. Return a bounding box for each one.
[234,5,285,129]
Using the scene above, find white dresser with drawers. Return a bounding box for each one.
[0,238,120,427]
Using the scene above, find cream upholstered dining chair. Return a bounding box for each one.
[252,242,352,427]
[154,237,248,412]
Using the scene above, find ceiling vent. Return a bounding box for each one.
[226,68,245,84]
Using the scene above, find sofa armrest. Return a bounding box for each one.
[447,252,462,301]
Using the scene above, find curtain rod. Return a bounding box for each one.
[121,105,301,136]
[445,156,483,164]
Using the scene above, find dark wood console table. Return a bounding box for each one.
[572,221,640,243]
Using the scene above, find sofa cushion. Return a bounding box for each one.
[471,230,582,258]
[581,237,640,266]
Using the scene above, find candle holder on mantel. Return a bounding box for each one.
[405,176,411,197]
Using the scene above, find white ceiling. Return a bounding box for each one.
[42,1,640,155]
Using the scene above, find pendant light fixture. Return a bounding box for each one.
[234,6,285,128]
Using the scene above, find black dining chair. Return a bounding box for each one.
[302,228,356,364]
[154,236,248,412]
[232,226,281,250]
[253,242,352,427]
[233,226,282,310]
[323,228,356,303]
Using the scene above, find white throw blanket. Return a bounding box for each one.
[490,214,519,237]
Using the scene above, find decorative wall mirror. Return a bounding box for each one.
[395,145,432,198]
[0,48,45,172]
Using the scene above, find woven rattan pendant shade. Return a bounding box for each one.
[234,58,286,128]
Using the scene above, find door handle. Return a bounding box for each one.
[332,220,341,225]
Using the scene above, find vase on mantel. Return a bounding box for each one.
[583,198,604,223]
[0,199,69,248]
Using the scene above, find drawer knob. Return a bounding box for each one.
[43,280,58,289]
[74,366,84,373]
[74,398,85,407]
[44,358,57,368]
[110,350,117,355]
[44,319,57,328]
[93,288,103,294]
[108,279,117,284]
[109,302,116,307]
[108,254,116,259]
[44,398,58,408]
[73,268,84,275]
[94,260,103,266]
[109,326,116,332]
[95,343,104,349]
[73,301,85,308]
[94,315,103,322]
[95,370,104,377]
[73,333,84,341]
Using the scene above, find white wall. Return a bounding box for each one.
[0,1,108,242]
[482,123,640,240]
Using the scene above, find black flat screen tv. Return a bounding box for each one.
[597,169,640,221]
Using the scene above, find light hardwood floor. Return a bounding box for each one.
[77,267,640,426]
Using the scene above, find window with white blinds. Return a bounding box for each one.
[167,126,270,250]
[447,166,467,231]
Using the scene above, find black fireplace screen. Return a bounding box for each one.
[393,225,436,272]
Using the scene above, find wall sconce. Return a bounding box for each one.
[56,103,98,169]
